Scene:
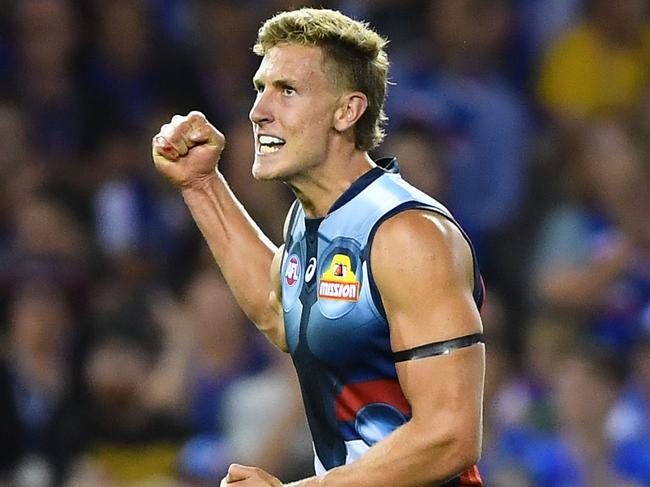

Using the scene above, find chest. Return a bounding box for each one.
[281,221,389,369]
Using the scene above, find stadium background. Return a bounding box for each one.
[0,0,649,486]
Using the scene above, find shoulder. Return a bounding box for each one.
[371,209,474,293]
[370,210,481,349]
[372,209,470,266]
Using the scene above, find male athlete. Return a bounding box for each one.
[152,8,484,486]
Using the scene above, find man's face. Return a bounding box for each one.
[249,43,341,181]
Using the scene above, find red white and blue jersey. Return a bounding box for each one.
[281,158,483,486]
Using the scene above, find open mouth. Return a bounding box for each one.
[257,134,286,154]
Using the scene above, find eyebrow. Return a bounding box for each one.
[253,78,298,90]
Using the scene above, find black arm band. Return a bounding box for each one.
[392,333,484,363]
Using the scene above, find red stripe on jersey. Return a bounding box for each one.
[335,379,411,421]
[460,465,483,486]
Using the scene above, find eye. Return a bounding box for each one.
[283,86,296,96]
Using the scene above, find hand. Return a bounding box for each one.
[152,110,225,188]
[220,464,283,487]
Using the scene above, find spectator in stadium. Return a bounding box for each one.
[531,119,650,352]
[11,0,90,192]
[387,0,529,266]
[73,333,186,486]
[610,329,650,485]
[538,0,650,135]
[82,0,204,138]
[379,121,448,201]
[0,280,86,486]
[483,345,638,487]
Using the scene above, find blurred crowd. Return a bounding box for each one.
[0,0,649,486]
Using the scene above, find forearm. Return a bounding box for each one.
[291,418,479,487]
[181,172,279,331]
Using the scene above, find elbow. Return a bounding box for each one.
[446,429,482,475]
[252,311,288,352]
[417,418,482,482]
[460,436,482,472]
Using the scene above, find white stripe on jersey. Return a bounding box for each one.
[313,440,371,476]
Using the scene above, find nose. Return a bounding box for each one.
[249,91,273,126]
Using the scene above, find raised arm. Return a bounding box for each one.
[222,209,485,486]
[152,111,286,351]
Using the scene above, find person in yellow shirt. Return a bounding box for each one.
[538,0,650,122]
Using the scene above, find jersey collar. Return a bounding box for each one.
[327,157,399,214]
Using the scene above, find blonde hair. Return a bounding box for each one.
[254,8,389,151]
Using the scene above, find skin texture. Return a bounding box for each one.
[152,42,484,486]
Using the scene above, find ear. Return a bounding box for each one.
[333,92,368,133]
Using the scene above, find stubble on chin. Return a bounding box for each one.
[251,158,277,182]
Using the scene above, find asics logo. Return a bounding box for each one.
[305,257,317,283]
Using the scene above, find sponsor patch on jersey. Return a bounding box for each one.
[319,254,359,301]
[284,254,301,286]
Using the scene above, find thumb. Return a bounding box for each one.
[151,152,184,186]
[189,122,225,148]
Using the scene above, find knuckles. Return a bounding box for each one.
[151,111,223,162]
[158,112,210,139]
[187,110,207,122]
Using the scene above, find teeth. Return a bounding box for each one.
[257,134,285,155]
[259,135,285,145]
[260,144,281,154]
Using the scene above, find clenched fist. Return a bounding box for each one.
[152,111,225,188]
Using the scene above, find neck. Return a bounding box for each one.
[288,148,375,218]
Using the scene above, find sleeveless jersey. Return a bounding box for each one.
[281,158,484,486]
